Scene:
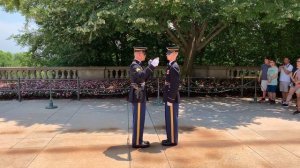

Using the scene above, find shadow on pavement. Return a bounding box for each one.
[0,98,299,136]
[104,145,131,161]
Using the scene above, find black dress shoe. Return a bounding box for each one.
[132,141,150,148]
[162,140,177,146]
[293,111,300,115]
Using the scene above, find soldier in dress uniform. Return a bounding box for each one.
[162,46,180,146]
[129,47,160,148]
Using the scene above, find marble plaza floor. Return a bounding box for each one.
[0,97,300,168]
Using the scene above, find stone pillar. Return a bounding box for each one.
[32,70,36,79]
[54,70,59,79]
[61,70,65,79]
[45,70,48,79]
[36,70,41,79]
[7,70,11,80]
[1,70,5,79]
[67,70,71,79]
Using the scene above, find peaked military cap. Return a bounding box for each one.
[134,47,147,52]
[166,46,179,55]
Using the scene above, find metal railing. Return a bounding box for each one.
[182,76,257,97]
[0,78,80,101]
[0,76,259,102]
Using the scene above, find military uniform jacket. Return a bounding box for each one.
[163,61,180,103]
[129,60,155,103]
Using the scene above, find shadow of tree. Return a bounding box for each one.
[0,98,299,136]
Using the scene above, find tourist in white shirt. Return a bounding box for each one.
[279,57,293,105]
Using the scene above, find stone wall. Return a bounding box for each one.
[0,66,260,80]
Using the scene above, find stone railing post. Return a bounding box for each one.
[61,70,65,79]
[45,70,49,79]
[67,70,71,79]
[7,70,11,80]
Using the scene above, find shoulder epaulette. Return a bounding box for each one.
[171,63,180,74]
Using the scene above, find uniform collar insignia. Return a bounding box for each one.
[169,61,176,66]
[134,60,142,65]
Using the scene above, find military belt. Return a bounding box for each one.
[131,82,145,100]
[131,82,145,89]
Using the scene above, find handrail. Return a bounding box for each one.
[0,77,259,101]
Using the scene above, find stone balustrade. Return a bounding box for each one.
[0,67,78,80]
[227,66,260,78]
[104,66,129,79]
[0,66,260,80]
[104,66,166,79]
[189,66,259,78]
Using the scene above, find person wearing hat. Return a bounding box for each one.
[129,47,159,148]
[162,47,180,146]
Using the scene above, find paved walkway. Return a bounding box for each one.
[0,98,300,168]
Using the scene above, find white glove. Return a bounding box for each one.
[167,102,173,106]
[151,57,159,67]
[148,59,153,65]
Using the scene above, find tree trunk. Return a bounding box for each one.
[164,21,227,77]
[181,36,196,77]
[181,49,196,77]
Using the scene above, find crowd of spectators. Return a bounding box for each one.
[258,57,300,115]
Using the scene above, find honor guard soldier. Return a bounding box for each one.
[129,47,159,148]
[162,46,180,146]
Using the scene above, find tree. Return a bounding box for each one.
[0,50,32,67]
[1,0,299,76]
[0,50,13,66]
[126,1,227,76]
[1,0,172,66]
[125,0,300,76]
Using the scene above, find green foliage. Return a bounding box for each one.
[227,0,300,25]
[202,20,300,66]
[0,50,13,67]
[123,0,300,75]
[0,50,32,67]
[0,0,299,74]
[2,0,173,66]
